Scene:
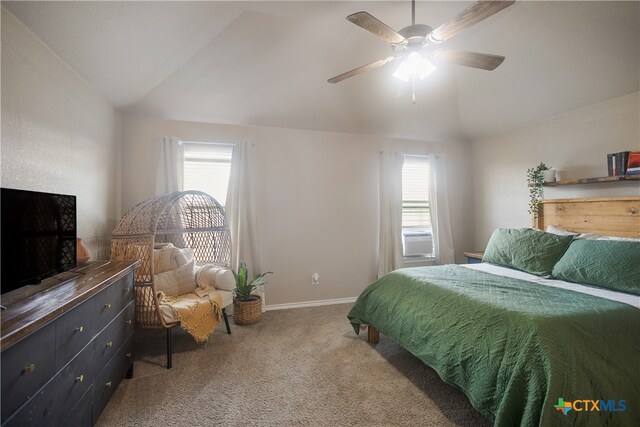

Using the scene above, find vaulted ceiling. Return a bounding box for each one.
[4,1,639,141]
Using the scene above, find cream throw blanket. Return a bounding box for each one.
[158,285,222,343]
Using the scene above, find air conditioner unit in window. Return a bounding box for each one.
[402,230,433,257]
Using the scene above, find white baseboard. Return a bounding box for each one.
[265,296,358,311]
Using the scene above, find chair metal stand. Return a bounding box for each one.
[222,308,231,335]
[166,327,173,369]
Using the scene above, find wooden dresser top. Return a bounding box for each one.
[1,260,139,349]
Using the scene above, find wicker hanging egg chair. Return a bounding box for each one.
[110,190,232,368]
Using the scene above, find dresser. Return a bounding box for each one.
[1,260,139,426]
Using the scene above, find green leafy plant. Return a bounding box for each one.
[527,162,550,218]
[231,261,273,301]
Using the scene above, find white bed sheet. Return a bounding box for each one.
[462,262,640,309]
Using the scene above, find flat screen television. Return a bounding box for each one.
[1,188,77,294]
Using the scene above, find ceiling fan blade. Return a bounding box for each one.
[346,11,406,44]
[433,49,505,70]
[328,56,396,84]
[426,0,515,44]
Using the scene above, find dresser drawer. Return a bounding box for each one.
[94,302,135,371]
[93,272,134,332]
[93,335,134,424]
[2,388,46,427]
[3,341,94,427]
[48,341,95,424]
[55,297,97,371]
[61,385,93,427]
[1,322,55,421]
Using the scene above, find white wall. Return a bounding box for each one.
[1,8,122,259]
[470,92,640,249]
[121,115,471,305]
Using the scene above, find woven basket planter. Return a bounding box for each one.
[233,296,262,325]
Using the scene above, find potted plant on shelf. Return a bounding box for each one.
[232,261,272,325]
[527,162,553,218]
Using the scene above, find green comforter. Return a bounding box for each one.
[347,265,640,426]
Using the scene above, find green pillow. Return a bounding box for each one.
[552,240,640,295]
[482,228,574,277]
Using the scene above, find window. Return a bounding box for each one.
[182,142,233,207]
[402,155,433,259]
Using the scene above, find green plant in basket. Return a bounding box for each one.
[232,261,273,301]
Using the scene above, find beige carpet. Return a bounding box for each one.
[96,304,491,427]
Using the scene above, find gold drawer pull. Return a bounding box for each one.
[105,381,112,388]
[104,303,112,309]
[23,363,36,373]
[126,352,132,358]
[75,325,84,333]
[126,320,132,325]
[76,374,84,382]
[106,341,113,348]
[123,287,130,293]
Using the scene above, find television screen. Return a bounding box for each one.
[1,188,77,294]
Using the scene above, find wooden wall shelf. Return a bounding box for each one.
[539,175,640,187]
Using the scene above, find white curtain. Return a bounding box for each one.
[428,155,455,264]
[155,136,184,195]
[225,141,263,303]
[378,151,404,278]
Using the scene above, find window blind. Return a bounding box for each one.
[183,142,233,207]
[402,155,431,229]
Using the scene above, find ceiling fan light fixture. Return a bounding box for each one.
[328,1,514,86]
[393,52,435,82]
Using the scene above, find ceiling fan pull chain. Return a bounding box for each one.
[412,75,416,104]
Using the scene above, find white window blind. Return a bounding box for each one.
[183,142,233,207]
[402,155,431,229]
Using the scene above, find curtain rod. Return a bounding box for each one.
[379,152,437,159]
[178,140,256,147]
[404,154,432,159]
[179,140,237,146]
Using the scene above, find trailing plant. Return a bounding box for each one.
[527,162,550,218]
[232,261,273,302]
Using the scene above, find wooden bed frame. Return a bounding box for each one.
[534,196,640,237]
[367,196,640,342]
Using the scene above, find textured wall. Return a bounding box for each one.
[121,115,472,306]
[470,92,640,249]
[1,8,122,259]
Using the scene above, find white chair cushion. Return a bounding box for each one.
[154,260,196,296]
[196,264,236,292]
[219,289,233,308]
[154,244,195,274]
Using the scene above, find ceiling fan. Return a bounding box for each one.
[328,0,515,88]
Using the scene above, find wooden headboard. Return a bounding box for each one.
[534,197,640,238]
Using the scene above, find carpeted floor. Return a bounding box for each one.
[96,304,491,427]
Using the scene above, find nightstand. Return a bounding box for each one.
[464,251,484,264]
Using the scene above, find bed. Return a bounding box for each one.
[348,197,640,426]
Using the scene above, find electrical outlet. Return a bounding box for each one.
[311,273,320,285]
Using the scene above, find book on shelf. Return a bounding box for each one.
[627,151,640,175]
[607,151,631,176]
[607,153,615,176]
